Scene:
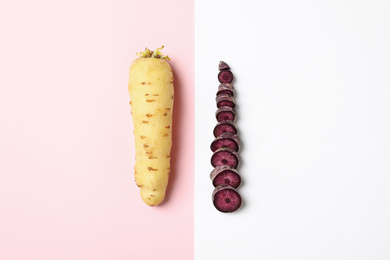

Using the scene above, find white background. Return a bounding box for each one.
[195,0,390,259]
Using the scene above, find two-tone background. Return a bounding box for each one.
[1,0,389,259]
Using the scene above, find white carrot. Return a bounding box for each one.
[128,46,174,206]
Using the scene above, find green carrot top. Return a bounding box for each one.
[136,46,170,61]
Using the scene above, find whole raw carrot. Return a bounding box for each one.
[128,46,174,206]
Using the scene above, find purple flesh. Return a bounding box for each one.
[218,70,234,83]
[218,100,234,107]
[210,132,239,152]
[212,185,242,213]
[211,148,239,168]
[210,166,241,188]
[216,94,235,108]
[213,120,237,137]
[218,61,230,71]
[216,83,234,97]
[217,89,234,96]
[216,106,235,122]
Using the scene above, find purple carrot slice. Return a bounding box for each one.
[213,120,237,137]
[210,132,239,152]
[210,165,241,188]
[212,185,242,213]
[211,148,239,168]
[218,61,230,71]
[218,70,234,83]
[216,94,235,108]
[216,83,235,96]
[216,106,235,122]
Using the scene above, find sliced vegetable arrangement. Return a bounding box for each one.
[128,46,174,206]
[211,61,242,213]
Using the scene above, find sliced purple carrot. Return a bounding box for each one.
[212,185,242,213]
[210,165,241,188]
[213,120,237,137]
[218,61,230,71]
[218,70,234,83]
[216,94,235,108]
[216,106,235,122]
[210,132,239,152]
[216,83,234,96]
[211,148,239,168]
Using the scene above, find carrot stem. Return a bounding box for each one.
[136,46,170,61]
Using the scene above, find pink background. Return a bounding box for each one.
[0,0,194,259]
